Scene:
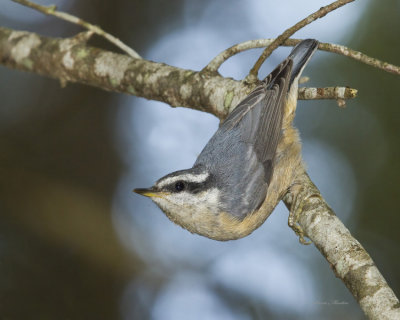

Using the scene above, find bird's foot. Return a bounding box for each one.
[287,183,312,245]
[288,201,311,245]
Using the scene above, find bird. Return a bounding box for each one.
[134,39,319,241]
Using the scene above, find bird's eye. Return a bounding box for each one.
[174,181,185,192]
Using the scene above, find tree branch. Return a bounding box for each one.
[0,27,355,119]
[284,172,400,320]
[248,0,355,81]
[0,26,398,318]
[204,38,400,76]
[11,0,141,59]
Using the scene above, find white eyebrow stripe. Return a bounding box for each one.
[157,172,209,188]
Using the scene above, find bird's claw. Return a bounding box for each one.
[288,190,312,245]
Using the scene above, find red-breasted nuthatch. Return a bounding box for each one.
[134,39,318,241]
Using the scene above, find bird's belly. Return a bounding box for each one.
[172,207,273,241]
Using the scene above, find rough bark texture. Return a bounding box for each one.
[1,26,399,319]
[0,27,355,119]
[0,26,250,119]
[284,172,400,320]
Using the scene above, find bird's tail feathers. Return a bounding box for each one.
[288,39,319,85]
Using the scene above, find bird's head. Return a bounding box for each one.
[134,167,223,235]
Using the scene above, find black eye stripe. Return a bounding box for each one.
[163,173,214,193]
[170,181,203,193]
[174,181,185,192]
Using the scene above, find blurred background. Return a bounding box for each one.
[0,0,399,319]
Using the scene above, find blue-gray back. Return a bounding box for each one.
[194,60,292,219]
[194,39,318,219]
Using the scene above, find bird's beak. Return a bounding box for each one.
[133,187,167,198]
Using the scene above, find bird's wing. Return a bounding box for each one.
[194,59,293,218]
[219,58,293,185]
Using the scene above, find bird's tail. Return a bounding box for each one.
[289,39,319,85]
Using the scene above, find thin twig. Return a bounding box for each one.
[299,86,357,107]
[204,38,400,76]
[318,42,400,75]
[204,39,294,73]
[248,0,355,81]
[11,0,141,59]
